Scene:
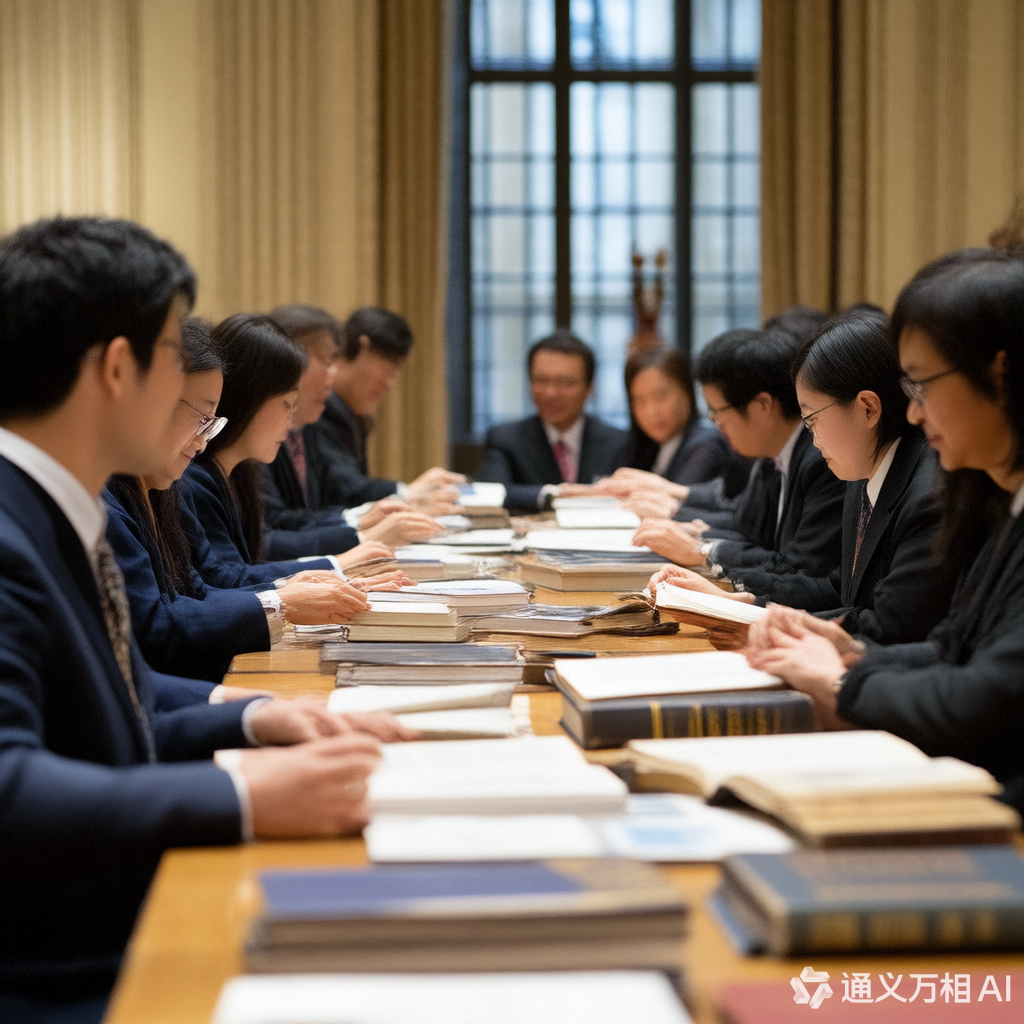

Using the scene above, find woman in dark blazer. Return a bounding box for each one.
[653,308,954,646]
[746,249,1024,813]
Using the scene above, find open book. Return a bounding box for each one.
[655,581,766,627]
[327,681,515,715]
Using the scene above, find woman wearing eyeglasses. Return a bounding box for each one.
[103,319,409,683]
[746,249,1024,813]
[650,307,956,647]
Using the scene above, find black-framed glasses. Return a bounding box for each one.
[706,402,735,425]
[800,399,841,434]
[180,398,227,441]
[899,368,957,403]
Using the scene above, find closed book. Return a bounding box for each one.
[520,557,670,592]
[714,846,1024,956]
[559,687,814,749]
[469,600,674,638]
[320,641,522,678]
[245,859,688,974]
[367,579,530,613]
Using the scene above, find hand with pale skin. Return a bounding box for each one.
[354,499,410,531]
[332,541,396,568]
[745,605,866,661]
[646,564,755,603]
[632,519,706,567]
[410,488,461,515]
[347,569,417,592]
[622,489,682,520]
[277,576,369,624]
[361,510,446,546]
[240,733,383,838]
[247,696,419,746]
[209,684,275,702]
[406,467,466,494]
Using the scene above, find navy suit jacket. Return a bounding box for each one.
[733,432,953,644]
[0,458,250,999]
[259,430,361,557]
[707,427,846,579]
[180,462,337,577]
[475,414,629,511]
[308,393,398,507]
[103,487,271,681]
[840,503,1024,813]
[624,417,731,486]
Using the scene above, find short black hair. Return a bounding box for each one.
[269,304,343,353]
[342,307,413,361]
[763,304,829,347]
[791,308,910,458]
[0,216,196,418]
[527,330,596,385]
[695,328,802,419]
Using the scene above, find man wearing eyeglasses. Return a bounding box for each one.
[474,330,628,512]
[634,327,846,580]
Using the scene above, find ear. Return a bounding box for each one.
[96,337,137,399]
[991,349,1008,399]
[750,391,775,416]
[856,390,883,429]
[358,333,371,351]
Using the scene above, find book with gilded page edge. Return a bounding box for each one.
[710,846,1024,956]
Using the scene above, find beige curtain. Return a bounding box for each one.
[0,0,448,480]
[762,0,1024,319]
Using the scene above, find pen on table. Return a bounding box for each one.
[533,650,597,659]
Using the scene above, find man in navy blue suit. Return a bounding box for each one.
[0,217,383,1023]
[474,331,628,512]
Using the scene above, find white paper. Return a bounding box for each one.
[554,650,781,701]
[457,482,508,507]
[213,971,693,1024]
[525,528,648,553]
[327,682,515,715]
[394,706,517,739]
[424,529,515,547]
[555,508,642,530]
[655,581,768,625]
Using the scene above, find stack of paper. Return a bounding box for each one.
[555,508,642,529]
[469,599,665,638]
[342,601,471,642]
[526,528,646,553]
[320,642,524,684]
[367,578,531,614]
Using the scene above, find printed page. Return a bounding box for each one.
[655,582,767,625]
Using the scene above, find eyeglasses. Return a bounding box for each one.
[899,368,957,403]
[800,399,842,434]
[180,398,227,441]
[706,402,735,425]
[529,375,587,391]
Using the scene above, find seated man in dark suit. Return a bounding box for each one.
[303,306,463,510]
[633,328,846,582]
[475,330,628,512]
[0,217,386,1023]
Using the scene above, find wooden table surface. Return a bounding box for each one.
[104,583,1024,1023]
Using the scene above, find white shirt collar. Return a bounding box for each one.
[651,433,684,478]
[865,437,900,509]
[542,416,585,456]
[0,426,107,563]
[773,423,804,480]
[1011,477,1024,517]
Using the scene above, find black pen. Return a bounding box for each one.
[533,649,597,658]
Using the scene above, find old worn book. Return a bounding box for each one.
[367,579,530,613]
[214,972,694,1024]
[655,581,767,627]
[321,641,524,683]
[712,846,1024,956]
[468,599,672,638]
[244,859,687,974]
[627,731,1020,846]
[327,681,515,715]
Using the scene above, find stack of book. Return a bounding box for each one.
[339,601,472,642]
[320,642,524,683]
[519,551,672,592]
[454,481,512,529]
[367,578,531,615]
[243,858,689,977]
[552,651,812,748]
[626,730,1021,846]
[710,845,1024,957]
[470,597,675,639]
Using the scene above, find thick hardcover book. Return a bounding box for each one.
[519,554,671,592]
[715,846,1024,956]
[559,687,814,749]
[245,859,688,974]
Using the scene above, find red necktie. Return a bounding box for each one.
[284,430,308,503]
[552,439,576,483]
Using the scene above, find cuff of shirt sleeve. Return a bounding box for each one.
[700,539,724,577]
[396,482,409,498]
[538,484,560,509]
[241,695,274,746]
[256,590,285,644]
[214,748,254,842]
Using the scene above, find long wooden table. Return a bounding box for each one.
[104,586,1024,1023]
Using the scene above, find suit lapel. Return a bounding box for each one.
[775,429,812,542]
[528,416,563,482]
[839,483,861,605]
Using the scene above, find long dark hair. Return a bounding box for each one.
[890,247,1024,568]
[108,317,224,597]
[623,346,699,470]
[791,307,910,459]
[198,313,306,561]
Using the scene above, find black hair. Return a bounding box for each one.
[791,308,910,458]
[0,215,196,418]
[269,304,343,352]
[695,328,802,419]
[199,313,306,561]
[181,317,223,374]
[622,346,698,467]
[763,304,829,347]
[890,247,1024,569]
[527,329,596,386]
[342,307,414,362]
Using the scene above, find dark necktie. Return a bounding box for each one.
[95,535,156,762]
[741,460,782,549]
[851,487,873,577]
[552,439,576,483]
[285,430,309,503]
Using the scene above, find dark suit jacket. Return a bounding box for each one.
[0,458,250,999]
[707,427,846,579]
[259,432,360,558]
[180,462,338,576]
[475,414,629,511]
[308,393,398,507]
[733,433,952,644]
[624,417,731,486]
[839,503,1024,813]
[103,487,271,682]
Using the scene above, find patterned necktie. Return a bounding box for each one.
[852,487,873,577]
[552,439,576,483]
[285,430,309,503]
[95,535,157,762]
